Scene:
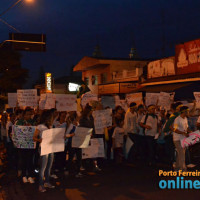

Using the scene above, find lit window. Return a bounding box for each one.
[91,75,98,85]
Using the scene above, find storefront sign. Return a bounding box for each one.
[175,39,200,74]
[98,83,119,94]
[120,82,138,93]
[148,57,175,78]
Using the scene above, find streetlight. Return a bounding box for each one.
[0,0,34,32]
[0,0,34,18]
[25,0,34,3]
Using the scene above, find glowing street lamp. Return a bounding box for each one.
[0,0,34,18]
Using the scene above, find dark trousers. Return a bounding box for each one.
[66,142,82,173]
[164,134,175,165]
[114,147,123,164]
[54,151,66,171]
[106,131,113,160]
[18,149,34,177]
[6,142,17,169]
[128,133,139,162]
[145,136,156,164]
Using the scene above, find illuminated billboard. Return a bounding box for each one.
[45,73,52,93]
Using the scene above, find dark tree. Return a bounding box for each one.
[0,47,29,95]
[36,66,45,84]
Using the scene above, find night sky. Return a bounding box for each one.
[1,0,200,87]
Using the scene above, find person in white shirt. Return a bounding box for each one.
[33,110,55,193]
[112,118,125,164]
[124,102,138,162]
[136,104,146,160]
[140,105,158,166]
[173,106,191,171]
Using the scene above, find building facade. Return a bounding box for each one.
[73,56,150,95]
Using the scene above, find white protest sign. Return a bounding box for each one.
[39,93,56,110]
[145,93,160,106]
[115,100,128,112]
[72,127,93,148]
[126,93,143,106]
[92,109,112,130]
[41,128,65,156]
[101,96,115,109]
[82,138,105,159]
[181,130,200,148]
[194,92,200,108]
[56,94,77,111]
[81,92,98,108]
[181,101,194,110]
[12,126,36,149]
[158,92,171,110]
[8,93,17,108]
[17,89,37,107]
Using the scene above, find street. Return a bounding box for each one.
[1,162,200,200]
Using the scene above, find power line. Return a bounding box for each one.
[0,18,20,32]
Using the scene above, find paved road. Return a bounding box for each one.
[1,163,200,200]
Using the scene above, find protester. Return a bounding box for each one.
[65,112,82,177]
[53,111,67,173]
[112,118,125,164]
[173,106,191,171]
[79,104,101,171]
[1,113,7,146]
[124,102,138,162]
[33,110,55,192]
[6,113,15,168]
[136,104,146,161]
[140,105,159,166]
[16,108,36,183]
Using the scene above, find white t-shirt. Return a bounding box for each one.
[137,113,144,136]
[141,114,158,137]
[36,124,50,138]
[112,127,124,148]
[173,116,188,141]
[124,111,137,135]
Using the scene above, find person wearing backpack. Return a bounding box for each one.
[140,104,159,166]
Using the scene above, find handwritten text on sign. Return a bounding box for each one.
[8,93,17,108]
[81,92,98,108]
[17,89,37,107]
[93,109,112,129]
[39,93,56,110]
[56,94,77,112]
[82,138,105,159]
[41,128,65,156]
[145,93,160,107]
[12,126,36,149]
[72,127,93,148]
[126,93,143,106]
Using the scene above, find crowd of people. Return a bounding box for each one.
[0,99,200,192]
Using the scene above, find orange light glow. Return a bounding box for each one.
[25,0,34,3]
